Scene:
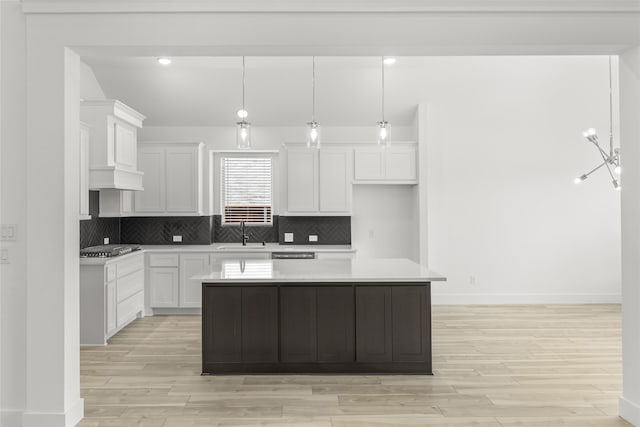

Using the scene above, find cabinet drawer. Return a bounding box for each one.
[117,269,144,303]
[149,253,179,267]
[116,253,144,278]
[116,291,143,328]
[105,264,117,282]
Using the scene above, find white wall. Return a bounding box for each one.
[420,56,621,304]
[79,61,106,101]
[0,2,27,424]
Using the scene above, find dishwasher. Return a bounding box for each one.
[271,252,316,260]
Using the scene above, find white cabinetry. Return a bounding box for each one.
[354,145,417,184]
[286,147,352,215]
[80,100,146,191]
[80,252,145,345]
[79,122,91,220]
[135,142,204,215]
[179,254,209,308]
[99,190,134,217]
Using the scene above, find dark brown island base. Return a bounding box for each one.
[198,258,446,375]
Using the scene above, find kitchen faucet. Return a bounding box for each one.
[240,221,249,246]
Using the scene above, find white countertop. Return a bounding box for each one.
[140,243,355,253]
[194,258,446,284]
[80,243,355,265]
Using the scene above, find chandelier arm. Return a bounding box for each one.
[588,138,611,158]
[596,144,617,181]
[583,160,609,178]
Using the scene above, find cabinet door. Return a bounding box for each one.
[166,147,199,213]
[317,286,354,362]
[149,267,179,307]
[135,147,166,212]
[114,122,137,169]
[79,125,91,219]
[354,148,384,180]
[242,287,278,363]
[203,286,242,363]
[355,286,392,362]
[105,281,117,335]
[392,286,429,363]
[179,254,209,308]
[287,148,318,212]
[319,149,352,213]
[280,287,317,362]
[385,147,416,181]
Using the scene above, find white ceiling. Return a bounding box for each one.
[82,56,433,127]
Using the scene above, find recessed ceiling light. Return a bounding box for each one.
[383,57,396,66]
[157,57,172,66]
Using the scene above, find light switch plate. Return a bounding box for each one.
[308,235,318,242]
[284,232,294,243]
[173,235,183,243]
[103,237,110,245]
[1,224,17,241]
[0,248,9,264]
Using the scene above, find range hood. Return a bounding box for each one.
[81,100,146,191]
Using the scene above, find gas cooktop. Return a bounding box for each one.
[80,244,141,258]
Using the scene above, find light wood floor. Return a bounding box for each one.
[79,305,630,427]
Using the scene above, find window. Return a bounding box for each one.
[221,156,273,225]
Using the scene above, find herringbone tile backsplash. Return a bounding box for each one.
[80,192,351,247]
[278,216,351,245]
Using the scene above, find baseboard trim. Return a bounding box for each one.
[620,395,640,426]
[1,410,24,427]
[22,398,83,427]
[431,293,621,305]
[151,307,202,315]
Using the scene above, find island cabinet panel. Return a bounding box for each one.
[317,287,355,362]
[241,287,278,363]
[203,287,242,362]
[280,287,317,362]
[355,286,392,362]
[392,286,430,363]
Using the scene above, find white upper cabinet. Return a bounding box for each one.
[319,149,352,213]
[286,146,352,215]
[79,122,91,220]
[354,144,417,184]
[81,100,146,191]
[134,142,204,216]
[287,148,318,213]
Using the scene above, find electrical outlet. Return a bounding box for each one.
[173,235,183,243]
[368,229,374,239]
[103,237,109,245]
[308,235,318,242]
[284,232,294,243]
[469,275,476,285]
[0,248,9,264]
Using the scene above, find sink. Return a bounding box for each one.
[217,245,266,251]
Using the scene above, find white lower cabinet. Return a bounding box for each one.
[148,252,210,310]
[179,254,210,308]
[80,252,145,345]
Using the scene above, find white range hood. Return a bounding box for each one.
[81,99,146,191]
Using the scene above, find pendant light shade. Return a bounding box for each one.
[236,56,251,149]
[377,56,390,146]
[307,56,320,148]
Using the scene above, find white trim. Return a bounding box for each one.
[620,395,640,426]
[1,410,24,427]
[21,0,640,14]
[431,293,621,305]
[22,398,84,427]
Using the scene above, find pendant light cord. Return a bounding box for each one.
[312,56,316,122]
[608,55,613,157]
[381,56,385,122]
[242,56,246,116]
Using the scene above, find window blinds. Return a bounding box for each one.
[221,157,273,224]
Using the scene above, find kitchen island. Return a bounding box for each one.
[196,258,445,375]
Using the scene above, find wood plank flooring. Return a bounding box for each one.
[78,305,630,427]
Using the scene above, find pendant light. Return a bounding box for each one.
[377,56,390,146]
[236,56,251,149]
[574,56,620,190]
[306,56,320,149]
